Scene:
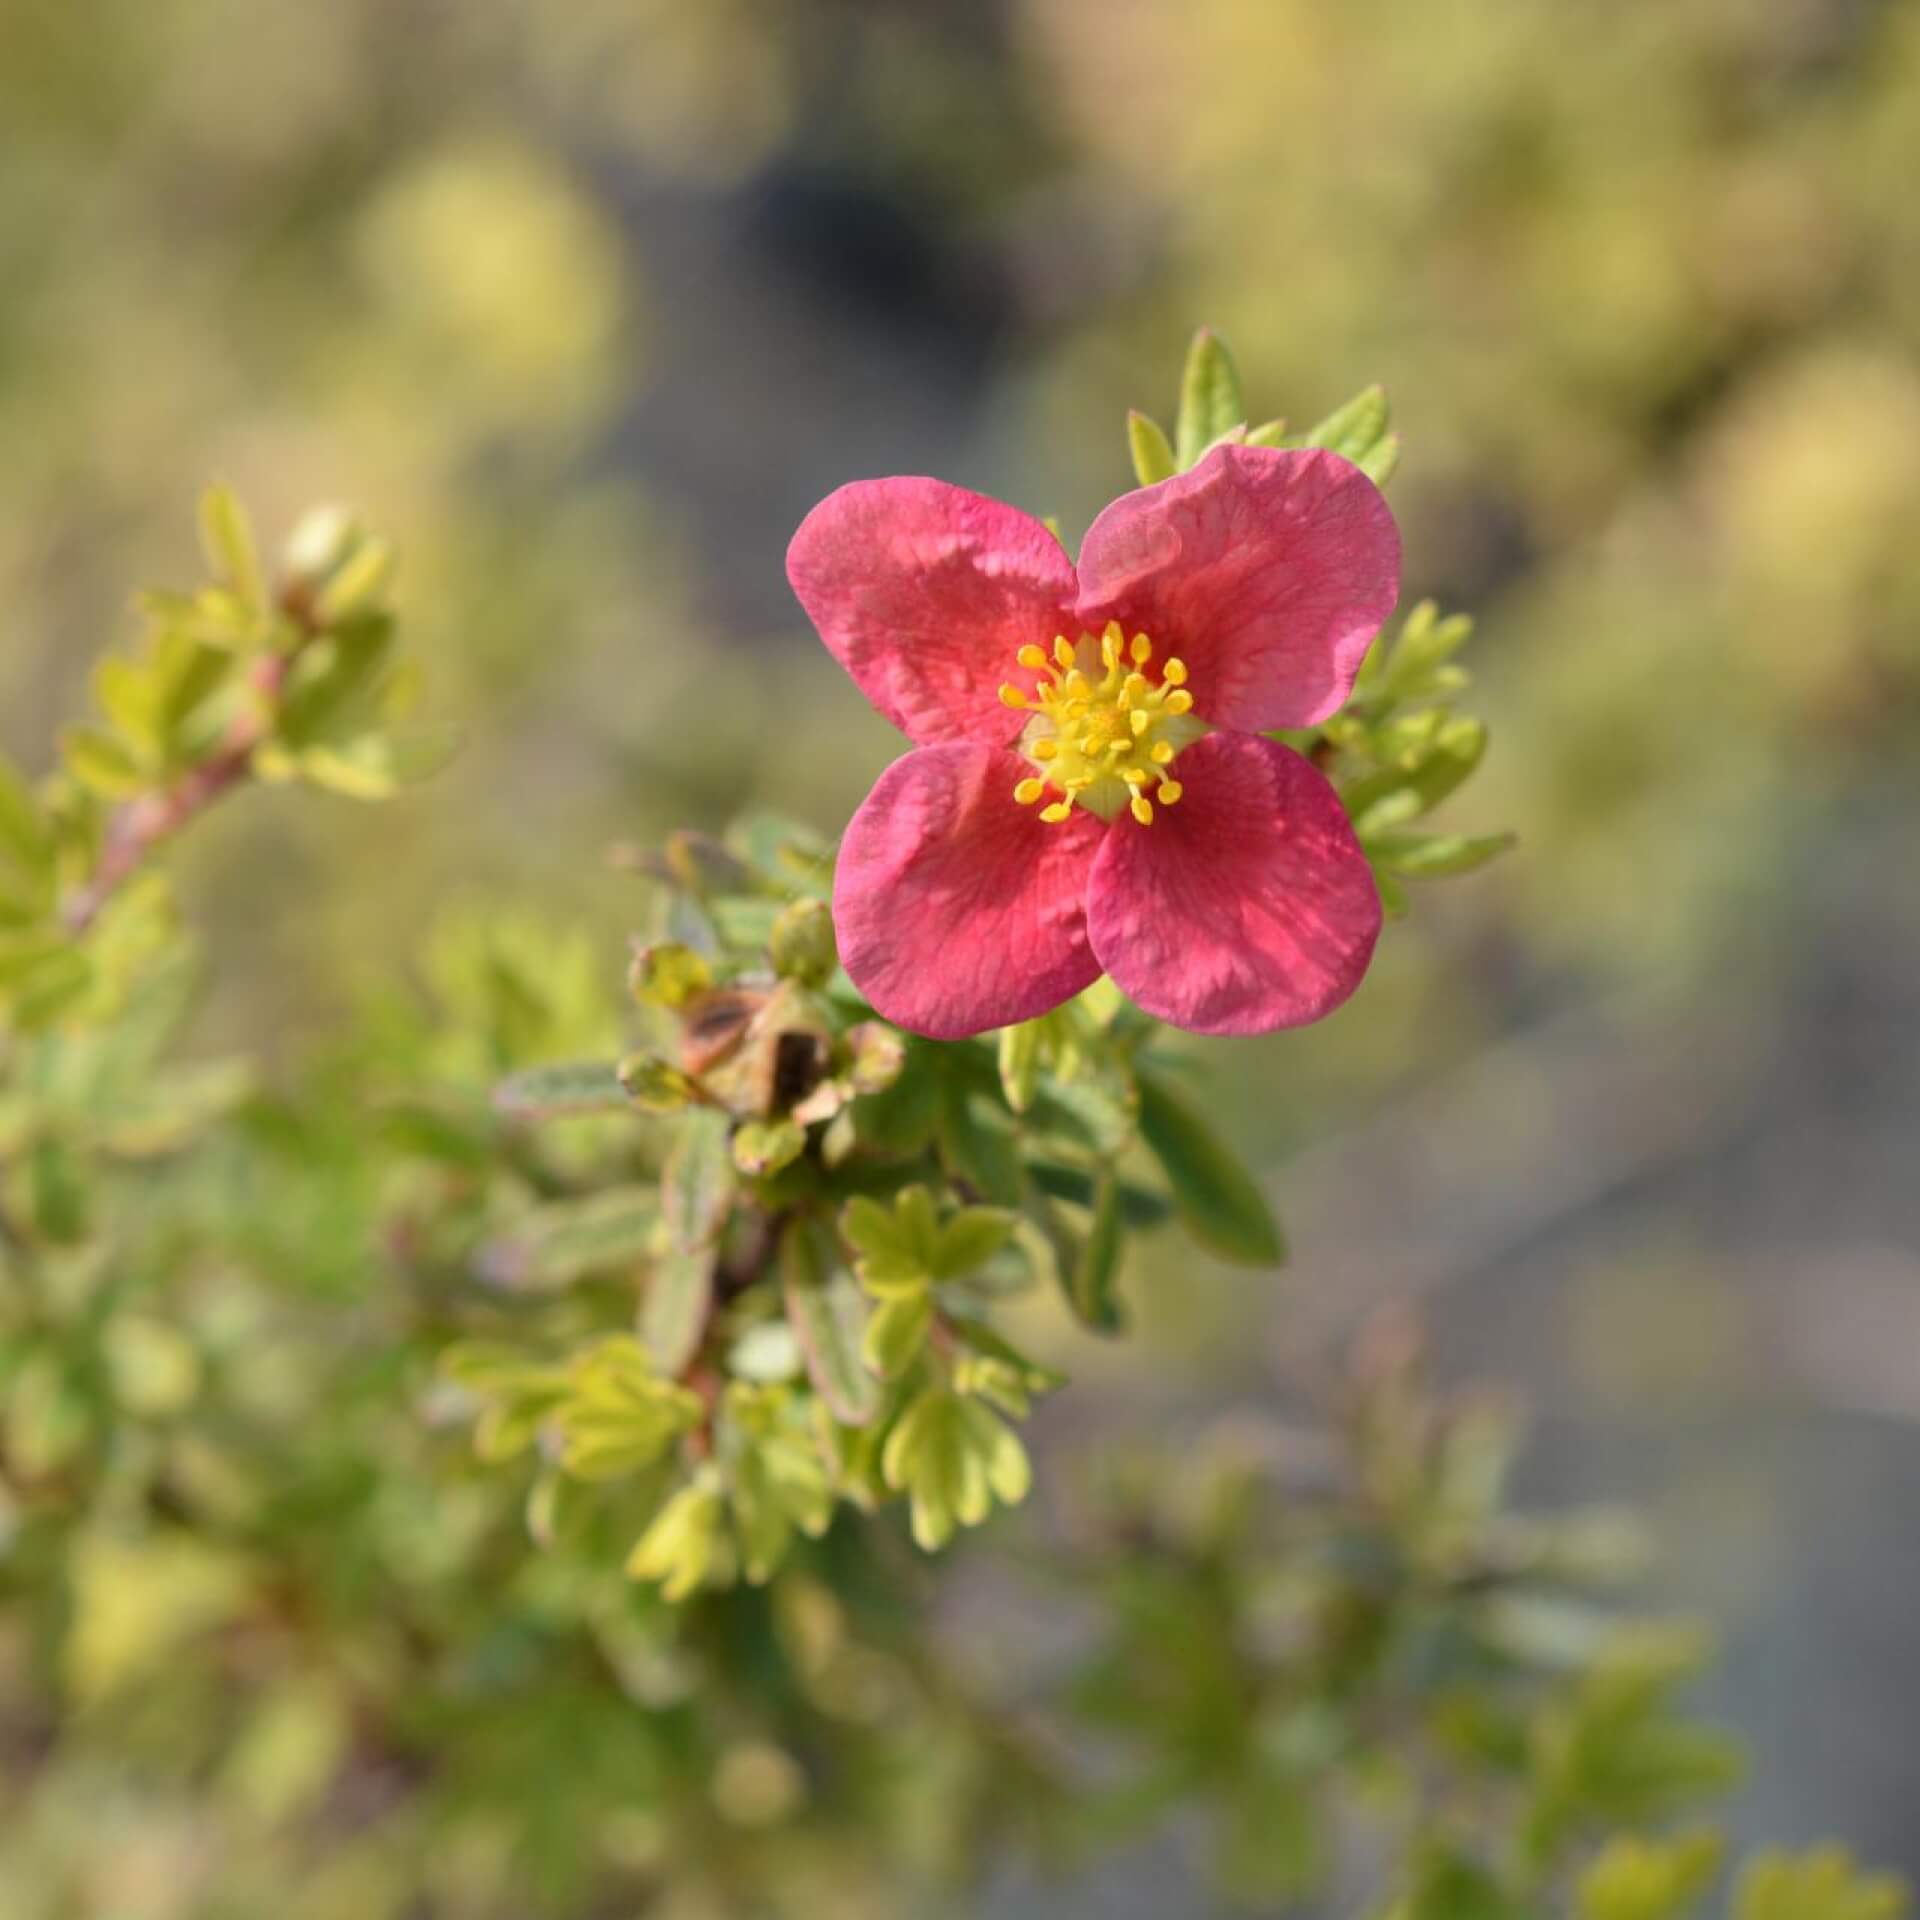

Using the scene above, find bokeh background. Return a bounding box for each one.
[4,0,1920,1900]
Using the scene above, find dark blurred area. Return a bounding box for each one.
[3,0,1919,1904]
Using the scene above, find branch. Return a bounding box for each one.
[60,582,320,936]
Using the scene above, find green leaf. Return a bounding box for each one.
[1734,1850,1909,1920]
[558,1338,704,1481]
[932,1205,1014,1280]
[640,1246,714,1375]
[842,1188,936,1296]
[1399,1845,1525,1920]
[0,754,52,878]
[938,1075,1023,1207]
[478,1187,659,1291]
[62,727,146,800]
[1128,410,1178,487]
[625,1475,734,1600]
[1578,1830,1725,1920]
[1135,1066,1285,1266]
[997,1017,1044,1113]
[880,1386,1030,1551]
[492,1058,628,1117]
[861,1290,933,1380]
[1027,1160,1174,1226]
[782,1219,880,1425]
[1369,829,1516,878]
[1067,1169,1126,1332]
[1302,384,1399,483]
[663,1106,737,1251]
[730,1421,833,1584]
[1176,328,1245,468]
[199,484,267,613]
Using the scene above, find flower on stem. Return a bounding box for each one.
[787,445,1400,1037]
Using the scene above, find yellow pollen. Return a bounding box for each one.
[1004,627,1206,826]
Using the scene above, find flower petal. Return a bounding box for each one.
[788,477,1079,746]
[1087,732,1381,1035]
[833,744,1104,1039]
[1075,444,1400,730]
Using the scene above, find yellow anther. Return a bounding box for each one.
[1003,625,1203,827]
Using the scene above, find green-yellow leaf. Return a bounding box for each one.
[1136,1066,1286,1266]
[1128,410,1178,487]
[1176,328,1245,468]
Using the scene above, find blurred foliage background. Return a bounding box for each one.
[2,0,1919,1906]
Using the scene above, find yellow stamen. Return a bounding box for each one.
[1001,625,1206,827]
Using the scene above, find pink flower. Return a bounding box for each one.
[787,444,1401,1040]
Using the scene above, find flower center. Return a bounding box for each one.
[997,621,1205,825]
